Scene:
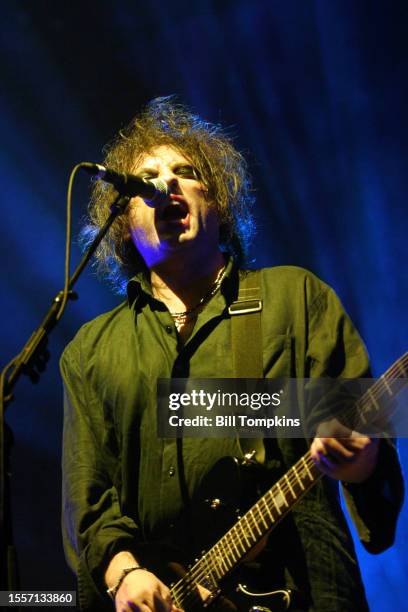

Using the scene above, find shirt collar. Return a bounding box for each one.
[126,255,237,309]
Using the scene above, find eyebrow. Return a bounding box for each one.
[136,162,193,172]
[135,165,158,174]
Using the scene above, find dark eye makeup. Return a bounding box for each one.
[136,163,200,180]
[173,164,199,179]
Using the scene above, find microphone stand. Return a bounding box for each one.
[0,191,131,590]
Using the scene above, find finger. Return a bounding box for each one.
[129,604,154,612]
[311,442,335,472]
[318,438,356,462]
[311,438,338,463]
[127,601,153,611]
[311,440,351,471]
[342,434,371,449]
[152,590,173,612]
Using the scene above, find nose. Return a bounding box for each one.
[162,172,180,193]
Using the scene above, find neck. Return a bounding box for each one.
[150,250,226,312]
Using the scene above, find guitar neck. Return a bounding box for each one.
[204,450,320,582]
[170,451,320,608]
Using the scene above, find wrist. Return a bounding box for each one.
[105,551,141,593]
[106,565,147,601]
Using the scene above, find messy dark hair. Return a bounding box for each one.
[81,96,256,294]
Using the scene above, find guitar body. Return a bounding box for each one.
[172,455,264,558]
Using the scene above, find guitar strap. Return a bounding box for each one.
[176,270,265,516]
[228,269,263,379]
[229,270,265,463]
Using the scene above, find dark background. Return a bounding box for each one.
[1,1,407,610]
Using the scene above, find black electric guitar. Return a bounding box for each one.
[156,354,407,612]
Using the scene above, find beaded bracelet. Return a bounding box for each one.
[106,566,147,601]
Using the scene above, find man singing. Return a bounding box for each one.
[61,97,403,611]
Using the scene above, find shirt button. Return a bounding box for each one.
[168,466,175,476]
[165,325,173,334]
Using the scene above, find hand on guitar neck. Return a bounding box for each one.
[310,418,380,483]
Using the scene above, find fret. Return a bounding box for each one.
[229,528,241,557]
[224,532,238,564]
[255,500,269,530]
[276,481,289,508]
[284,473,295,498]
[248,508,263,536]
[213,543,229,575]
[269,485,282,516]
[264,490,275,515]
[260,492,274,521]
[396,357,408,377]
[201,552,212,584]
[367,387,380,413]
[358,409,368,425]
[223,549,234,569]
[238,517,252,549]
[206,550,219,580]
[236,525,246,553]
[301,456,313,481]
[380,374,393,395]
[239,517,253,549]
[172,588,181,608]
[293,465,305,491]
[207,547,223,579]
[217,538,234,570]
[242,513,256,543]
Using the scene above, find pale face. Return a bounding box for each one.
[127,145,221,268]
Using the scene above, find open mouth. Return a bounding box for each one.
[161,204,188,221]
[160,195,189,222]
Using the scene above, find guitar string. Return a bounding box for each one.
[334,354,408,431]
[172,429,404,602]
[171,358,408,604]
[171,362,408,605]
[172,357,408,602]
[171,453,318,604]
[171,457,318,605]
[172,354,408,600]
[170,356,408,604]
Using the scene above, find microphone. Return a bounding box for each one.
[81,162,169,206]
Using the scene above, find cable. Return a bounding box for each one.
[56,163,88,320]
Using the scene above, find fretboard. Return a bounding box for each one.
[200,451,319,582]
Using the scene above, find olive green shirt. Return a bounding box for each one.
[61,264,403,611]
